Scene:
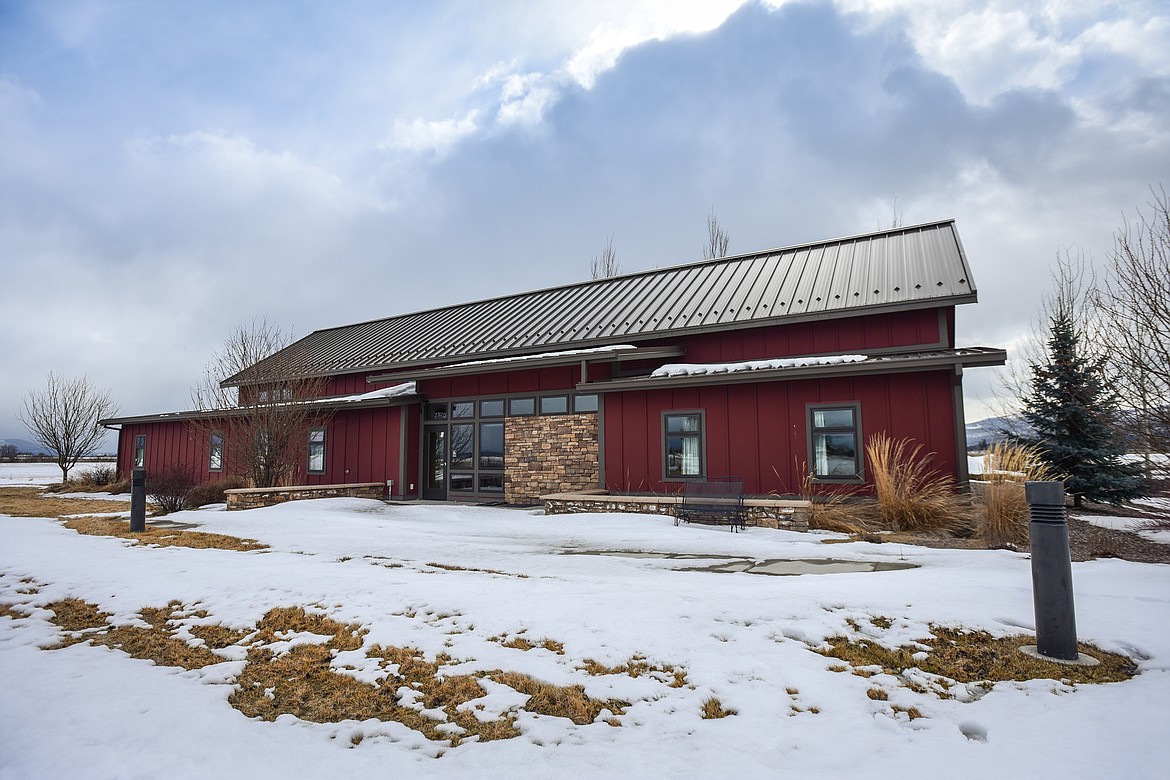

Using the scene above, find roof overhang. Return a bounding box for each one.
[367,345,686,384]
[576,347,1007,392]
[100,387,421,427]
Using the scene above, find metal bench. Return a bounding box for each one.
[674,477,747,532]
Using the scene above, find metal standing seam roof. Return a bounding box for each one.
[224,220,978,386]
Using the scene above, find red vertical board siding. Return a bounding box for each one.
[725,383,761,488]
[371,410,387,485]
[404,405,421,497]
[603,393,624,489]
[603,369,959,495]
[698,385,730,482]
[477,373,510,396]
[673,308,949,365]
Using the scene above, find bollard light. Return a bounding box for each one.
[1021,480,1097,665]
[130,467,147,533]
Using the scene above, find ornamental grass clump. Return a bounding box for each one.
[978,441,1056,548]
[865,434,966,533]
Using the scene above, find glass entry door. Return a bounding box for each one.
[423,425,448,500]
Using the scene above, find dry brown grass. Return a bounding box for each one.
[426,562,527,578]
[978,441,1056,548]
[486,670,627,724]
[232,637,526,744]
[0,487,265,552]
[44,597,111,634]
[494,633,565,654]
[28,598,653,747]
[62,516,267,552]
[0,602,28,620]
[579,656,689,688]
[892,704,925,720]
[253,606,366,650]
[699,695,736,719]
[0,487,132,518]
[189,623,254,649]
[96,622,224,669]
[819,625,1137,690]
[43,598,225,668]
[866,434,967,533]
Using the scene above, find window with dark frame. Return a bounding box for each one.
[307,428,326,474]
[808,403,862,481]
[209,433,224,472]
[509,397,535,416]
[573,394,599,413]
[663,411,704,480]
[539,395,569,415]
[133,435,146,469]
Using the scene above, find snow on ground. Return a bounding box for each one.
[1076,513,1170,545]
[0,462,66,486]
[1,474,1168,778]
[0,461,116,487]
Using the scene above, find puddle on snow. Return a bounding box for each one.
[563,550,917,576]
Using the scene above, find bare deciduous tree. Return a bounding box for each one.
[191,319,332,488]
[589,235,621,279]
[1094,186,1170,462]
[19,373,118,481]
[889,197,904,229]
[702,209,730,260]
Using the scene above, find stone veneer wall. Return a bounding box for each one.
[505,414,599,504]
[542,493,810,530]
[225,482,384,511]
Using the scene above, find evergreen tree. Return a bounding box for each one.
[1022,310,1146,506]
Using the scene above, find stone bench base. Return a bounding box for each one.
[225,482,385,511]
[541,490,810,531]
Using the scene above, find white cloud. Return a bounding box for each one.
[837,0,1169,105]
[1081,15,1170,76]
[379,111,482,157]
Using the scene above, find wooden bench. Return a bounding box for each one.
[674,477,747,532]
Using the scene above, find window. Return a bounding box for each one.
[425,403,449,421]
[308,428,326,474]
[258,389,269,403]
[452,401,475,418]
[479,422,504,469]
[509,397,535,416]
[808,403,862,481]
[209,433,224,472]
[279,386,293,401]
[663,411,704,480]
[451,423,475,470]
[573,394,599,413]
[133,435,146,469]
[539,395,569,415]
[480,399,505,417]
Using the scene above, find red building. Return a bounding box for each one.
[103,221,1005,502]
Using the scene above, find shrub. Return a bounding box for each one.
[866,434,966,532]
[187,476,249,508]
[147,466,200,514]
[776,463,872,534]
[977,441,1055,548]
[78,465,118,487]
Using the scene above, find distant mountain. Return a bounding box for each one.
[965,416,1032,452]
[0,437,53,455]
[0,437,116,457]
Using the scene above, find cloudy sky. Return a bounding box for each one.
[2,0,1167,448]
